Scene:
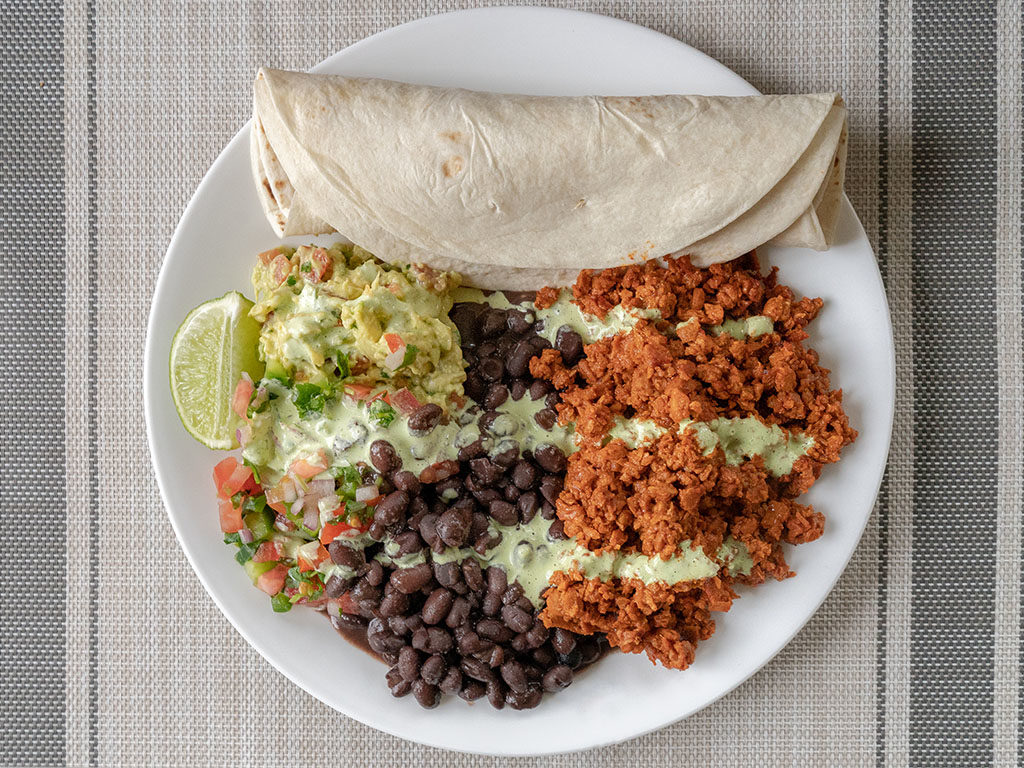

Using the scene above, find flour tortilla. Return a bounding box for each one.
[251,69,847,288]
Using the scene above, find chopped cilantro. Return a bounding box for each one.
[292,382,328,418]
[270,593,293,613]
[235,542,258,565]
[401,344,419,368]
[223,532,242,545]
[230,490,245,507]
[285,275,297,286]
[368,398,396,427]
[334,351,350,379]
[242,457,262,484]
[300,262,312,273]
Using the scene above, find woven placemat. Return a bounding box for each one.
[1,1,1021,766]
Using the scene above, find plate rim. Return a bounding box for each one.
[144,6,895,755]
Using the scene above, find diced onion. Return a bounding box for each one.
[303,505,320,531]
[236,424,253,448]
[355,484,380,503]
[326,600,342,618]
[383,347,405,371]
[238,528,254,544]
[308,478,335,497]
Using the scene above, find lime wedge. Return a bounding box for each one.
[170,291,264,449]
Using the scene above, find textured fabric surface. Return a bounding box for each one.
[1,0,1021,766]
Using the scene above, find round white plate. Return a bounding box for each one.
[144,7,894,756]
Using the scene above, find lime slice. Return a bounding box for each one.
[170,291,265,449]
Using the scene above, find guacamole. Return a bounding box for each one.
[250,243,464,407]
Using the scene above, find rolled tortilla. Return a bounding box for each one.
[251,68,847,288]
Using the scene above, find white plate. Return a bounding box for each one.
[144,7,894,756]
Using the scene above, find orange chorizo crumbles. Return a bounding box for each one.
[534,253,857,669]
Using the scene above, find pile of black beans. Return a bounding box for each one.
[324,300,605,710]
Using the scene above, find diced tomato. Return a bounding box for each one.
[231,375,254,421]
[271,253,292,285]
[309,247,333,283]
[383,333,404,353]
[218,498,244,533]
[289,451,328,480]
[297,543,331,572]
[345,383,374,401]
[265,476,297,507]
[252,541,282,563]
[256,564,289,595]
[390,387,423,415]
[337,591,360,615]
[213,457,253,499]
[258,247,283,265]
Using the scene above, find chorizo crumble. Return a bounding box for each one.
[535,253,857,670]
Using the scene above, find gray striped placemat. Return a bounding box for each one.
[1,1,1021,766]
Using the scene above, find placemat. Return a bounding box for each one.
[2,1,1021,766]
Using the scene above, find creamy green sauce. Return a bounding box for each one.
[711,315,774,339]
[603,415,812,477]
[532,290,661,345]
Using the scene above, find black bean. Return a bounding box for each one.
[459,680,486,702]
[525,623,549,649]
[408,403,443,433]
[324,573,355,598]
[379,590,409,618]
[469,511,490,539]
[418,513,439,547]
[488,499,518,526]
[387,669,413,698]
[481,591,502,617]
[432,561,461,588]
[551,628,577,655]
[398,646,421,681]
[462,560,485,592]
[475,532,500,555]
[367,521,387,541]
[390,563,433,594]
[464,373,487,401]
[531,335,552,352]
[483,383,509,409]
[369,440,401,473]
[394,530,424,555]
[510,379,528,401]
[493,447,519,467]
[436,505,472,547]
[367,618,405,656]
[543,664,574,692]
[507,685,544,710]
[478,357,504,382]
[330,613,367,632]
[451,303,485,344]
[472,487,502,506]
[510,633,529,653]
[364,560,384,586]
[439,666,462,694]
[555,326,584,364]
[534,408,558,430]
[488,645,506,669]
[511,460,538,490]
[434,475,463,497]
[461,656,496,683]
[533,443,567,473]
[515,596,534,613]
[487,566,508,595]
[558,648,583,669]
[350,580,379,603]
[529,380,552,400]
[422,588,454,625]
[502,483,522,502]
[476,618,513,643]
[445,596,471,628]
[420,654,446,686]
[486,680,506,710]
[390,470,420,494]
[481,309,506,338]
[410,627,429,651]
[457,630,486,656]
[540,501,557,520]
[547,519,567,540]
[469,457,503,485]
[501,604,534,634]
[457,439,486,461]
[578,639,601,665]
[532,645,556,667]
[373,490,409,527]
[540,475,563,504]
[412,680,441,709]
[507,340,535,377]
[425,627,452,654]
[502,583,525,605]
[407,495,429,522]
[478,342,497,358]
[517,491,539,523]
[506,309,531,334]
[493,660,526,695]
